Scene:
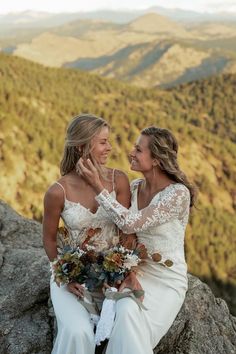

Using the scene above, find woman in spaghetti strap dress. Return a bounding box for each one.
[78,126,196,354]
[42,114,135,354]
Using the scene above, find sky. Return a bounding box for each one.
[0,0,235,15]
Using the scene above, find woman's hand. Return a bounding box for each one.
[119,232,137,250]
[67,282,85,298]
[119,272,144,301]
[76,158,103,194]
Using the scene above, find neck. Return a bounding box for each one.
[70,169,91,184]
[142,169,172,193]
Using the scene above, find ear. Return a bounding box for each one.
[76,146,83,153]
[152,159,159,167]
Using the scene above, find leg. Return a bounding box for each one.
[106,297,153,354]
[50,280,95,354]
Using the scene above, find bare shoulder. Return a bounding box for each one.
[44,181,65,206]
[108,168,131,207]
[112,169,130,195]
[114,169,129,184]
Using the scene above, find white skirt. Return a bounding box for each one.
[50,279,97,354]
[106,260,187,354]
[50,260,187,354]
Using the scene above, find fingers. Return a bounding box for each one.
[77,158,91,176]
[103,282,111,290]
[118,279,128,292]
[86,158,96,172]
[77,158,97,180]
[67,282,84,298]
[118,272,137,292]
[102,282,112,294]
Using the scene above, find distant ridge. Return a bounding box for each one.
[1,12,234,88]
[1,6,236,30]
[127,12,188,36]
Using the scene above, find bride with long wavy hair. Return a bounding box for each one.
[78,125,196,354]
[43,113,134,354]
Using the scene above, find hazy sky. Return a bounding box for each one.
[0,0,235,15]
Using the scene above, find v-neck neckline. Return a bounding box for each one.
[135,180,177,211]
[64,190,116,215]
[64,198,101,215]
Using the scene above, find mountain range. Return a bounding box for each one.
[1,7,236,29]
[1,11,236,88]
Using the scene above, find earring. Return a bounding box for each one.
[152,158,159,167]
[152,166,157,178]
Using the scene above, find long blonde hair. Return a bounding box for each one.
[60,114,109,175]
[141,126,196,207]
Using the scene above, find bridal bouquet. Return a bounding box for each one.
[51,243,147,289]
[51,245,105,291]
[51,242,148,345]
[100,244,147,286]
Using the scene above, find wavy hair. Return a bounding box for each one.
[60,114,109,176]
[141,126,196,207]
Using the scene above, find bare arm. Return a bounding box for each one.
[42,184,64,261]
[43,183,87,298]
[114,170,131,208]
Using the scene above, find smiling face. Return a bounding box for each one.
[90,126,112,165]
[130,134,156,172]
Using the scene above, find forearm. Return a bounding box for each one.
[43,238,58,261]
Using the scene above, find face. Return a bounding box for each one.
[90,126,112,165]
[130,134,156,172]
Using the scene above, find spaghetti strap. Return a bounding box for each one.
[112,169,116,191]
[55,181,66,200]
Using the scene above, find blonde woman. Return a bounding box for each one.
[78,126,196,354]
[43,114,133,354]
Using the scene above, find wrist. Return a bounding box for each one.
[94,181,104,194]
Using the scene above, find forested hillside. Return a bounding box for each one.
[0,53,235,312]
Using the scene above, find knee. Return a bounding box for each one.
[71,324,93,339]
[115,298,140,321]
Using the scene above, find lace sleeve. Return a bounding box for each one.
[95,184,190,234]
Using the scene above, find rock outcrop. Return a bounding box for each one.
[0,200,236,354]
[0,201,52,354]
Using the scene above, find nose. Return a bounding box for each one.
[107,142,112,151]
[129,148,135,158]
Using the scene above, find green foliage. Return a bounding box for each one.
[0,53,235,312]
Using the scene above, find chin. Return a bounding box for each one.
[99,159,107,165]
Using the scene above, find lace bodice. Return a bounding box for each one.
[56,182,119,252]
[96,180,190,266]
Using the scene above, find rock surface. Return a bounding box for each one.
[0,200,236,354]
[0,201,52,354]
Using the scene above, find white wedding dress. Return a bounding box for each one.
[50,181,119,354]
[95,180,190,354]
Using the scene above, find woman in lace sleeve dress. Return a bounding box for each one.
[78,126,196,354]
[42,114,135,354]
